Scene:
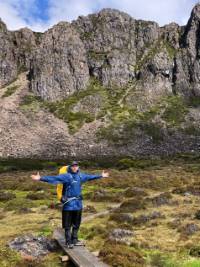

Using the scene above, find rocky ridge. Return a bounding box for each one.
[1,5,200,159]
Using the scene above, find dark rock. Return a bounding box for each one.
[30,22,89,101]
[178,223,199,235]
[8,234,59,259]
[109,228,133,245]
[109,212,134,224]
[90,189,120,202]
[195,210,200,220]
[132,211,165,225]
[172,186,200,196]
[147,192,172,206]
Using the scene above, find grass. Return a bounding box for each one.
[0,159,61,173]
[1,158,200,265]
[2,85,19,98]
[164,41,177,59]
[161,95,188,126]
[182,260,200,267]
[34,78,108,134]
[187,96,200,108]
[0,245,21,267]
[96,93,191,144]
[19,94,43,113]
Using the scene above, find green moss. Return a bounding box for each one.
[96,93,190,144]
[0,246,21,267]
[91,15,100,28]
[19,94,42,113]
[161,95,188,126]
[2,85,19,98]
[138,122,164,143]
[145,251,181,267]
[1,77,18,89]
[0,159,59,173]
[135,39,162,72]
[183,125,200,136]
[3,198,36,212]
[135,39,177,72]
[187,96,200,107]
[164,41,177,59]
[182,260,200,267]
[21,95,42,105]
[100,242,145,267]
[43,78,108,134]
[96,102,161,144]
[34,32,43,45]
[81,31,93,40]
[88,50,108,60]
[37,225,53,237]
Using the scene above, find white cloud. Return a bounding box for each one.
[0,0,50,32]
[48,0,198,26]
[0,0,198,32]
[48,0,95,25]
[105,0,197,26]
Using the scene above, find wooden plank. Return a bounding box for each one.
[53,228,109,267]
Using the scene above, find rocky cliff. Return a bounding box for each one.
[1,4,200,160]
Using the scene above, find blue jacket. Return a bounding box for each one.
[40,165,103,210]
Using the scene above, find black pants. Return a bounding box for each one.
[62,209,82,244]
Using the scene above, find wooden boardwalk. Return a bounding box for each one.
[53,228,110,267]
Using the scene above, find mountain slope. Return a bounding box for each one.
[1,5,200,159]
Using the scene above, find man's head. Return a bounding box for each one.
[70,161,79,173]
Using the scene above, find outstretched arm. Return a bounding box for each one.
[31,172,71,185]
[81,170,109,183]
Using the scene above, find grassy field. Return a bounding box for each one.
[1,156,200,266]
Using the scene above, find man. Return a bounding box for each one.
[31,161,109,249]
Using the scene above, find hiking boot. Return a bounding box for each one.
[65,242,74,249]
[72,239,85,246]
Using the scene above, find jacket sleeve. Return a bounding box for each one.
[80,172,103,183]
[40,173,71,185]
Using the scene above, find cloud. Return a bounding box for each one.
[105,0,197,25]
[0,0,198,32]
[0,0,50,31]
[48,0,197,26]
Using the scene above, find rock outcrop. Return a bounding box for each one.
[1,4,200,160]
[29,22,89,101]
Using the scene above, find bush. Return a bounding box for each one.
[26,192,49,200]
[148,252,179,267]
[109,212,133,224]
[99,241,145,267]
[189,246,200,257]
[2,85,19,98]
[4,198,36,212]
[195,210,200,220]
[0,191,16,201]
[118,197,146,213]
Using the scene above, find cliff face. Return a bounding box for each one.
[1,5,200,160]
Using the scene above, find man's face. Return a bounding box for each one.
[71,165,79,173]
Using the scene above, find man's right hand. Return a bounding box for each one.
[102,170,109,178]
[31,172,41,181]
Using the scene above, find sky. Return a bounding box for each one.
[0,0,198,32]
